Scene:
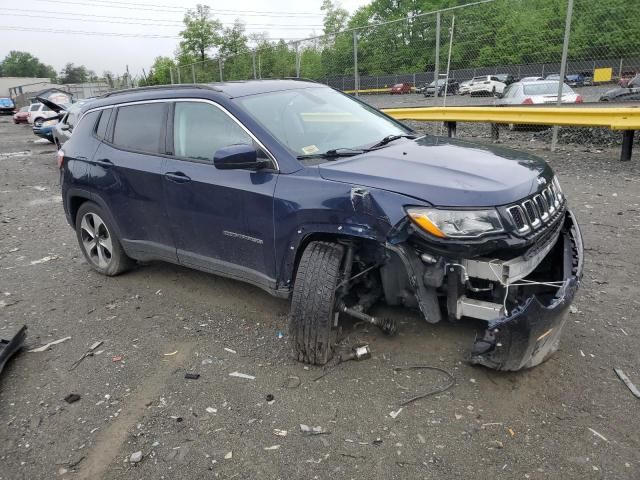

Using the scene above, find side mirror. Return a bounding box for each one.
[214,144,269,170]
[60,123,70,131]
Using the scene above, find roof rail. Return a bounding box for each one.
[103,84,221,98]
[282,77,321,84]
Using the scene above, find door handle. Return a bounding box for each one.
[94,158,113,168]
[164,171,191,183]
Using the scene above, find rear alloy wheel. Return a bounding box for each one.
[75,202,132,276]
[289,241,345,365]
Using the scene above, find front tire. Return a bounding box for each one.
[289,241,345,365]
[75,202,132,276]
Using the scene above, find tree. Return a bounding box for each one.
[142,56,176,85]
[321,0,349,34]
[179,4,223,62]
[59,63,88,83]
[0,51,56,79]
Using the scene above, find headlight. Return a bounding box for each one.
[43,120,57,127]
[407,207,504,239]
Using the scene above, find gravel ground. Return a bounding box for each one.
[1,117,639,480]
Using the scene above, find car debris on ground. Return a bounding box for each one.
[614,368,640,399]
[0,326,26,375]
[28,335,70,353]
[69,340,103,371]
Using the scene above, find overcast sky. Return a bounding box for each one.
[0,0,369,78]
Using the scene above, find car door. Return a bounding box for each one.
[162,100,278,289]
[89,102,177,262]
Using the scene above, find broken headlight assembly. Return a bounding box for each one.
[406,207,504,239]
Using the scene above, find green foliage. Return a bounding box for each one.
[142,57,176,86]
[179,4,223,62]
[59,63,88,83]
[0,51,56,79]
[154,0,640,85]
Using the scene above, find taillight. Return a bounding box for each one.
[575,95,583,103]
[56,150,65,168]
[522,98,534,104]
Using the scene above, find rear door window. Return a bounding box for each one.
[112,103,166,154]
[172,102,252,162]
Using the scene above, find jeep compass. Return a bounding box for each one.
[58,80,583,371]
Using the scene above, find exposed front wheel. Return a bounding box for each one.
[75,202,133,276]
[289,241,345,365]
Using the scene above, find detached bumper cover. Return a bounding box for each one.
[469,211,583,371]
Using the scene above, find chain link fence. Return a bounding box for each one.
[170,0,639,149]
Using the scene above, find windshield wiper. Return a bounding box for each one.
[367,133,417,150]
[296,147,365,160]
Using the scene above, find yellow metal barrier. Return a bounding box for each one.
[381,106,639,161]
[381,106,640,130]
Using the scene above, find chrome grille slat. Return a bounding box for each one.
[505,180,563,235]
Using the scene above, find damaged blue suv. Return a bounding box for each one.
[59,80,583,371]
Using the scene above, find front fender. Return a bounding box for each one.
[273,169,429,288]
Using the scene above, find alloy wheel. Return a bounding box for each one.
[80,212,113,269]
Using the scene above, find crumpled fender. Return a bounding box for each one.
[470,210,584,371]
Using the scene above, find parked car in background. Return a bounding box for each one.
[58,80,583,371]
[565,73,586,87]
[495,74,516,86]
[0,97,16,115]
[13,106,30,124]
[51,99,93,148]
[389,83,412,94]
[33,117,59,143]
[520,76,543,82]
[600,75,640,102]
[423,78,459,96]
[544,73,565,82]
[458,79,473,95]
[469,75,507,96]
[27,102,58,126]
[579,71,593,86]
[496,80,583,105]
[618,71,638,87]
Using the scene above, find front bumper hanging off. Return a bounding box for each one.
[469,212,583,371]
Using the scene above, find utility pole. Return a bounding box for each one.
[252,51,257,79]
[551,0,574,151]
[219,58,223,82]
[433,12,441,97]
[353,31,359,96]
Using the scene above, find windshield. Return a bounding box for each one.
[237,87,409,160]
[523,83,573,95]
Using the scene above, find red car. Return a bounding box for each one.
[13,106,29,124]
[389,83,412,94]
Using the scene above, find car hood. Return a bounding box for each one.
[317,136,553,207]
[35,96,67,113]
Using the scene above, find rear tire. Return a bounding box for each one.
[75,202,133,276]
[289,241,345,365]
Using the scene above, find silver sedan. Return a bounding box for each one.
[495,80,582,105]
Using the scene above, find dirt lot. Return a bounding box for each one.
[0,116,639,480]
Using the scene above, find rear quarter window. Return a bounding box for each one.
[72,111,101,138]
[112,103,166,154]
